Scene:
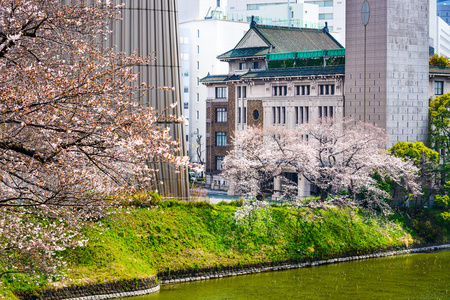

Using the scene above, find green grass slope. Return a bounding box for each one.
[3,200,415,297]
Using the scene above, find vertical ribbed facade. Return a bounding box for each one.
[100,0,189,197]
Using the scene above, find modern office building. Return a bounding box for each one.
[226,0,346,45]
[437,0,450,24]
[345,0,430,146]
[105,0,189,197]
[179,18,249,165]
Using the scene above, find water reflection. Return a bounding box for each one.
[122,251,449,299]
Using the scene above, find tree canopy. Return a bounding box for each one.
[224,121,420,213]
[429,93,450,181]
[389,141,439,166]
[0,0,188,280]
[429,54,450,67]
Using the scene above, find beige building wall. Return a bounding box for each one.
[345,0,429,146]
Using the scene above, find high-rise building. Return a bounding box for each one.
[226,0,346,45]
[179,19,249,165]
[106,0,189,197]
[345,0,429,146]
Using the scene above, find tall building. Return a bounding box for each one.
[179,0,249,165]
[106,0,189,197]
[226,0,346,45]
[345,0,429,146]
[179,19,249,165]
[431,0,450,57]
[437,0,450,24]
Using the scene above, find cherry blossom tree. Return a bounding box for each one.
[224,121,420,213]
[223,127,311,201]
[0,0,188,279]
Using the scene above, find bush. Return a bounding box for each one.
[435,195,449,209]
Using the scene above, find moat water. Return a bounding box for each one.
[122,250,449,299]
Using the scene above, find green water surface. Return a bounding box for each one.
[123,251,449,300]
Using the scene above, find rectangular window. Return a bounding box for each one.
[282,107,286,124]
[272,107,276,124]
[435,81,444,95]
[237,86,241,98]
[197,77,199,86]
[319,84,335,95]
[273,86,287,96]
[197,61,199,70]
[215,87,228,99]
[216,156,224,171]
[184,86,189,93]
[197,45,199,54]
[196,93,199,102]
[295,107,299,124]
[277,107,281,124]
[252,61,259,69]
[319,13,333,20]
[329,106,334,118]
[296,85,310,95]
[196,110,199,120]
[243,86,247,98]
[307,1,333,7]
[238,107,241,123]
[243,107,247,123]
[239,62,246,70]
[216,132,227,146]
[318,106,322,118]
[216,107,227,122]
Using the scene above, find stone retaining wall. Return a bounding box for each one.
[158,244,450,284]
[16,277,158,300]
[16,244,450,300]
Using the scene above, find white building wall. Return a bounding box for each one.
[180,19,249,163]
[179,0,229,22]
[436,17,450,57]
[226,0,346,45]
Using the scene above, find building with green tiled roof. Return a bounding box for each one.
[217,21,343,61]
[201,21,345,196]
[200,19,450,199]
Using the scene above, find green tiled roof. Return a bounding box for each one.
[199,74,240,83]
[216,47,270,59]
[430,66,450,74]
[217,24,343,60]
[241,65,345,79]
[200,66,344,83]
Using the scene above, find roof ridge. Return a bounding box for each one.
[257,24,323,32]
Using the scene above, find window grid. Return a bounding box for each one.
[216,132,227,147]
[216,107,227,122]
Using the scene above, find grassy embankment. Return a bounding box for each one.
[2,197,422,299]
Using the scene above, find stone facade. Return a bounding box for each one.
[345,0,429,146]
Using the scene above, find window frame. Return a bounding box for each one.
[216,107,227,123]
[215,86,228,99]
[435,81,444,95]
[215,132,227,147]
